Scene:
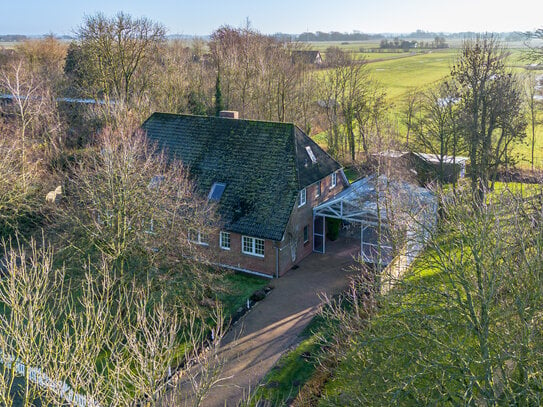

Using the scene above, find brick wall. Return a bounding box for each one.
[196,171,347,277]
[276,171,347,276]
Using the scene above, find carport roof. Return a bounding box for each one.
[313,175,436,226]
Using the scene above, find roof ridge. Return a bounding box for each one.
[150,111,297,128]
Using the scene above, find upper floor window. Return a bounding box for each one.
[298,188,307,207]
[315,181,321,198]
[331,172,337,188]
[189,229,208,246]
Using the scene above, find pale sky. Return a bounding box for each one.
[2,0,542,36]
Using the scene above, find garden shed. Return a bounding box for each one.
[313,175,437,267]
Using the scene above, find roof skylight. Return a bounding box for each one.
[208,182,227,201]
[305,146,317,163]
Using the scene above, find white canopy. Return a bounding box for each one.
[313,175,436,227]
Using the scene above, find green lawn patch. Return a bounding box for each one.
[217,271,271,320]
[251,315,328,406]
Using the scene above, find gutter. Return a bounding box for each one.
[275,246,279,279]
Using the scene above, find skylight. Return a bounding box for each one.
[208,182,227,201]
[305,146,317,163]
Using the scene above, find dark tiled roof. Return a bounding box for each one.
[141,113,341,241]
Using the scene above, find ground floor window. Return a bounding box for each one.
[303,225,309,243]
[189,229,208,246]
[242,236,265,257]
[220,231,231,250]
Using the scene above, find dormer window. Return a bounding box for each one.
[298,188,307,207]
[208,182,226,201]
[305,146,317,163]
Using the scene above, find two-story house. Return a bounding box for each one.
[141,111,347,277]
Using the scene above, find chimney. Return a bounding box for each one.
[219,110,239,119]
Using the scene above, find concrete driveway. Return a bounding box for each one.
[199,238,360,406]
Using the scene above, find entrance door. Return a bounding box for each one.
[313,215,325,253]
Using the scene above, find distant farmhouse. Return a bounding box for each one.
[142,111,345,277]
[374,151,468,184]
[291,50,323,66]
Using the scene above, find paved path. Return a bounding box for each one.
[200,238,359,407]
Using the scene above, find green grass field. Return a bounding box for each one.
[310,41,543,169]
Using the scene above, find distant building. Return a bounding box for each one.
[291,50,323,66]
[373,151,468,184]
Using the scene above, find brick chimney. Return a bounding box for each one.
[219,110,239,119]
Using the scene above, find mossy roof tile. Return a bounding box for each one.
[141,113,340,241]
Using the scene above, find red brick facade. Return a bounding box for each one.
[199,170,346,277]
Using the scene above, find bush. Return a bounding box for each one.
[326,218,341,241]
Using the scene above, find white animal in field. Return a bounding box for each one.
[45,185,62,204]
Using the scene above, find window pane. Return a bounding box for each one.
[220,231,230,249]
[208,182,226,201]
[242,236,252,253]
[299,188,306,206]
[255,239,265,255]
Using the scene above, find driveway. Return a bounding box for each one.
[198,237,360,406]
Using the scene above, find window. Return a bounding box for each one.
[220,231,231,250]
[242,236,265,257]
[208,182,226,201]
[303,225,309,243]
[298,188,307,207]
[189,229,208,246]
[148,175,165,190]
[315,181,321,198]
[305,146,317,163]
[331,172,337,188]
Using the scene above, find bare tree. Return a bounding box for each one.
[411,80,463,184]
[0,238,228,407]
[524,73,541,170]
[321,47,387,160]
[451,35,526,201]
[316,187,543,405]
[401,89,420,147]
[68,12,166,106]
[57,125,218,291]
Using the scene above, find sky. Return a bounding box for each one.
[2,0,543,36]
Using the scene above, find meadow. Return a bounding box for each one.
[311,41,543,169]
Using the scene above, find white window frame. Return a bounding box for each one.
[303,225,309,243]
[315,180,321,198]
[298,188,307,207]
[189,229,208,246]
[220,231,231,250]
[242,236,265,257]
[330,172,337,188]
